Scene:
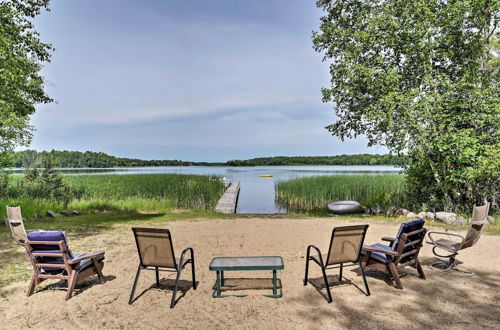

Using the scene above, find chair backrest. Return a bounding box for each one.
[132,227,177,269]
[326,224,369,266]
[6,206,28,245]
[462,203,490,250]
[392,219,427,264]
[26,231,73,273]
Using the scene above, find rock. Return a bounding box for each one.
[72,210,82,216]
[455,216,466,226]
[362,206,370,214]
[327,201,365,214]
[435,212,465,225]
[370,206,385,215]
[394,208,410,216]
[386,207,397,217]
[487,216,495,224]
[46,210,57,218]
[406,212,417,218]
[61,210,70,217]
[425,212,435,220]
[417,212,427,219]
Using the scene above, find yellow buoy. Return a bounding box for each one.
[259,174,273,178]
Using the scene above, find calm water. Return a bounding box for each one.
[19,165,400,214]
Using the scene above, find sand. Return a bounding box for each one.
[1,217,499,329]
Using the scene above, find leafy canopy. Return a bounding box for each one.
[314,0,499,211]
[0,0,52,158]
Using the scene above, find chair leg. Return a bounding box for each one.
[128,265,142,305]
[304,252,310,286]
[170,267,183,308]
[415,258,426,279]
[359,263,371,296]
[92,258,106,284]
[65,270,78,301]
[321,266,333,303]
[388,262,403,289]
[339,263,343,281]
[191,257,196,290]
[27,274,38,297]
[155,267,160,286]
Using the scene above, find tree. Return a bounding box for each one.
[314,0,499,212]
[0,0,52,160]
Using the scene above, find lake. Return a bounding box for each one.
[30,165,401,214]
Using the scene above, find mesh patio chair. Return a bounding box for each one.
[129,227,196,308]
[6,206,28,246]
[25,231,106,300]
[426,203,490,275]
[304,224,370,303]
[361,219,427,289]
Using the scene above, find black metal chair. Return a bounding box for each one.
[304,224,370,303]
[129,227,196,308]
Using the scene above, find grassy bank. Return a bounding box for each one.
[1,174,226,219]
[275,174,404,212]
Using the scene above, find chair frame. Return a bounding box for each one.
[128,227,196,308]
[361,227,427,289]
[426,203,490,275]
[25,239,105,300]
[304,225,370,303]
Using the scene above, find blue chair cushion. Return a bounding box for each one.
[361,243,394,264]
[392,219,425,250]
[74,254,105,272]
[27,231,74,258]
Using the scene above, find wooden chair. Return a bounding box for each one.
[304,225,370,303]
[426,203,490,275]
[129,227,196,308]
[25,231,106,300]
[361,219,427,289]
[6,205,28,246]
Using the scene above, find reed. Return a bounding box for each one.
[275,174,405,212]
[1,174,225,219]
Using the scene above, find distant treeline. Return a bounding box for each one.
[226,154,408,166]
[10,150,221,168]
[8,150,408,168]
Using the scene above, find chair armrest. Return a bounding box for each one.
[426,231,464,246]
[381,237,396,243]
[362,245,399,257]
[68,250,105,264]
[178,247,194,269]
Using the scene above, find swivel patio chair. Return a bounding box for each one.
[304,224,370,303]
[129,227,196,308]
[426,203,490,275]
[25,230,106,300]
[6,206,28,246]
[361,219,427,289]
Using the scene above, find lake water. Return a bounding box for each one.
[37,165,401,214]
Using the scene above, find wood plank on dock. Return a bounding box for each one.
[215,182,240,214]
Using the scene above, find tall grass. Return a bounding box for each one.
[275,174,405,212]
[1,174,226,219]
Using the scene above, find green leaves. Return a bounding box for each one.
[315,0,499,212]
[0,0,52,158]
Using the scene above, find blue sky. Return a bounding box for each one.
[29,0,385,162]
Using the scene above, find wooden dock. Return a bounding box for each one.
[215,182,240,214]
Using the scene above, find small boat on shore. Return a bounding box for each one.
[259,174,273,178]
[328,200,365,214]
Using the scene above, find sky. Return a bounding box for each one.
[29,0,385,162]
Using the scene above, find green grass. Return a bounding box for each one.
[0,174,226,219]
[275,174,405,212]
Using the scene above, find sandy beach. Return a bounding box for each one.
[1,217,499,329]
